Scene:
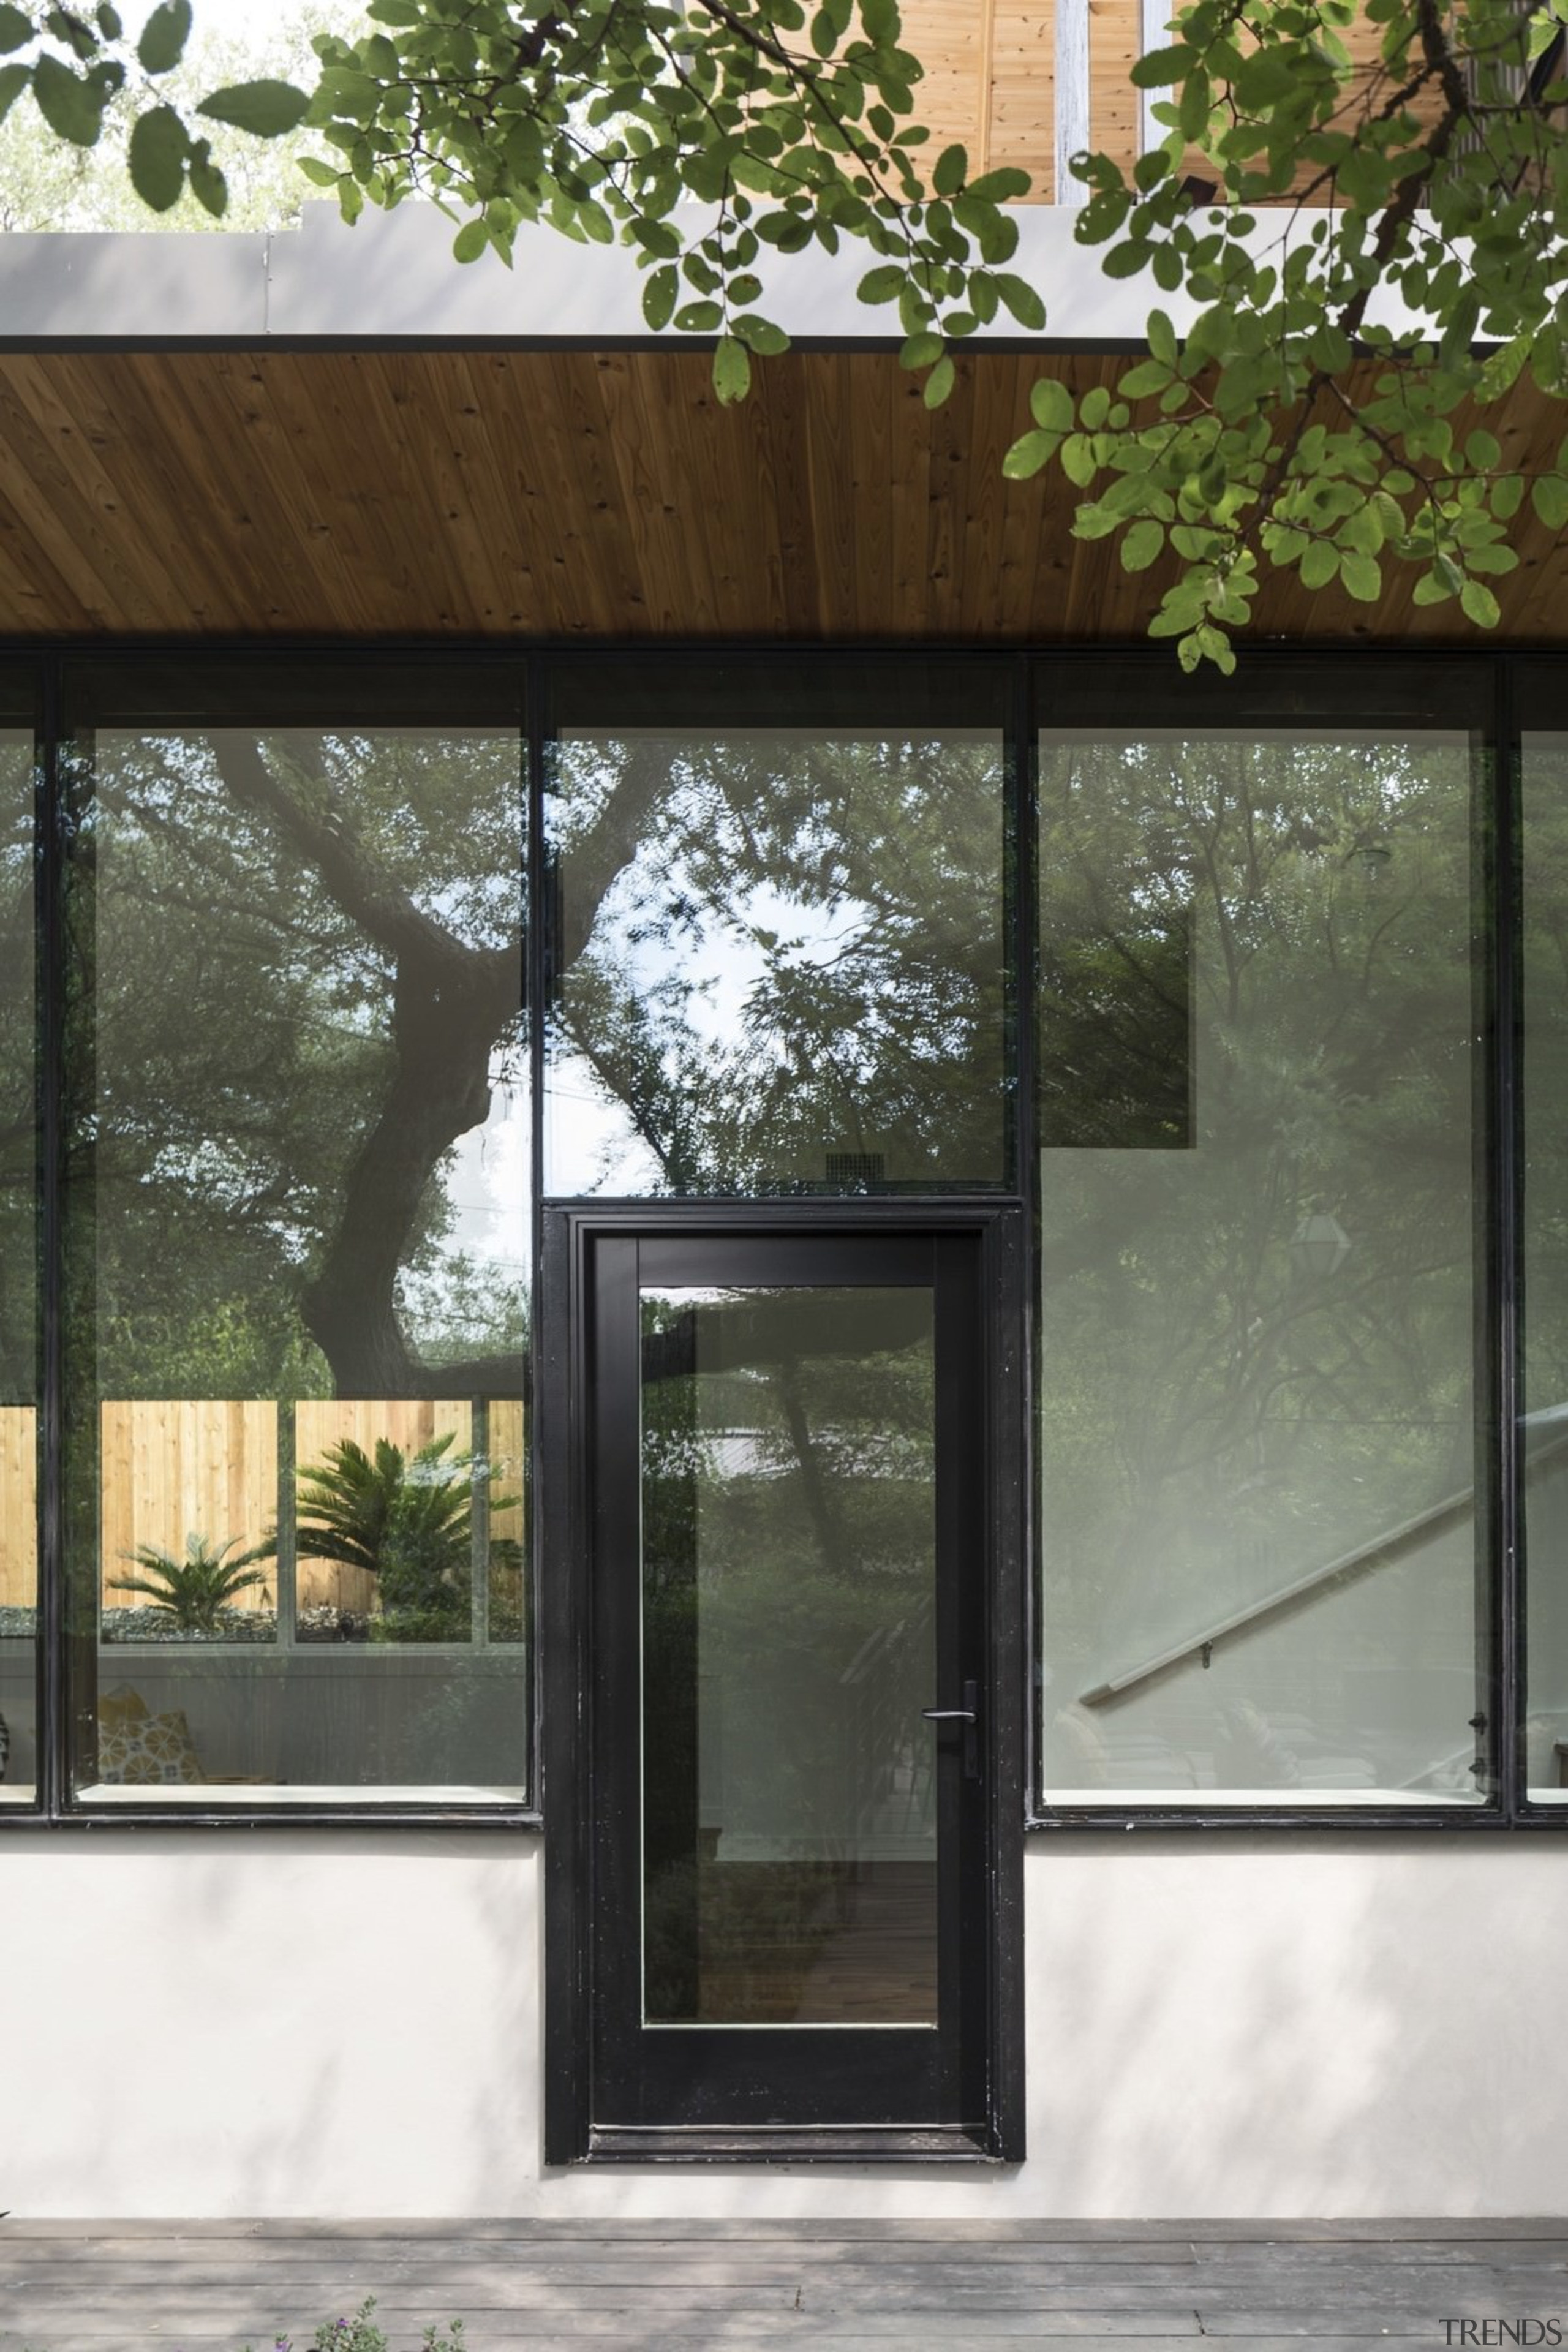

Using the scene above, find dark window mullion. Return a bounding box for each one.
[36,653,62,1820]
[1494,655,1524,1821]
[1016,650,1042,1817]
[526,647,548,1810]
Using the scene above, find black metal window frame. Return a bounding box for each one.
[0,638,1553,1832]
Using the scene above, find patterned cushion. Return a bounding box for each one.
[97,1683,202,1785]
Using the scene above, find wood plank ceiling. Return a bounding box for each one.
[2,345,1567,646]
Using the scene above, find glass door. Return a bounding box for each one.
[552,1217,1020,2161]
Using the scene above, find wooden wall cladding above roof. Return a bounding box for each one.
[901,0,1139,200]
[899,0,1419,203]
[1,344,1566,646]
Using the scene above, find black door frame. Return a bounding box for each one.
[540,1200,1027,2166]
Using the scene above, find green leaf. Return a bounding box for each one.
[96,2,123,32]
[1030,377,1074,433]
[1465,429,1502,472]
[1002,428,1061,480]
[641,263,679,331]
[1460,578,1501,627]
[900,331,944,371]
[0,62,28,126]
[452,217,489,264]
[1412,568,1457,607]
[992,272,1045,330]
[931,143,967,197]
[970,274,999,324]
[858,263,905,305]
[1129,45,1191,86]
[1147,309,1178,368]
[1299,541,1340,590]
[197,80,310,137]
[1178,63,1212,143]
[923,355,956,409]
[1121,518,1165,572]
[673,300,722,331]
[1531,475,1568,530]
[31,53,105,147]
[1118,360,1170,399]
[1072,500,1120,543]
[1060,434,1097,488]
[187,150,225,219]
[810,6,838,57]
[1232,48,1303,106]
[137,0,191,75]
[0,6,31,56]
[128,104,188,213]
[965,167,1031,201]
[713,336,752,405]
[733,314,790,355]
[1340,551,1382,602]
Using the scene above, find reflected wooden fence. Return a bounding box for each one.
[0,1399,527,1619]
[0,1406,32,1608]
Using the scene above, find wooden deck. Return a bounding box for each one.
[2,2219,1566,2350]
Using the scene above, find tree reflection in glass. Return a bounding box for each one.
[66,686,529,1796]
[547,723,1006,1194]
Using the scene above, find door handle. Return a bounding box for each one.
[922,1679,980,1778]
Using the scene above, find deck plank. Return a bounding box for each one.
[1,2221,1563,2350]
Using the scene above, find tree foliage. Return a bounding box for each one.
[0,6,338,230]
[1007,0,1568,669]
[0,2,314,217]
[300,0,1041,405]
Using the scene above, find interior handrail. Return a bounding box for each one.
[1078,1421,1568,1708]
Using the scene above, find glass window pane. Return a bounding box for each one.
[1521,715,1568,1800]
[545,662,1009,1196]
[62,661,529,1804]
[0,694,34,1805]
[1038,710,1485,1805]
[641,1284,937,2025]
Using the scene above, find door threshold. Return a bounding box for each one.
[584,2124,1004,2164]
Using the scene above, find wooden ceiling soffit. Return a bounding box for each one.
[2,345,1568,645]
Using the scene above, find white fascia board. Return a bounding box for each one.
[0,227,270,336]
[0,197,1439,345]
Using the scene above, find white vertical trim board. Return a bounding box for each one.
[1141,0,1170,158]
[1055,0,1091,209]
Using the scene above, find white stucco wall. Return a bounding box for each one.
[4,1835,1561,2219]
